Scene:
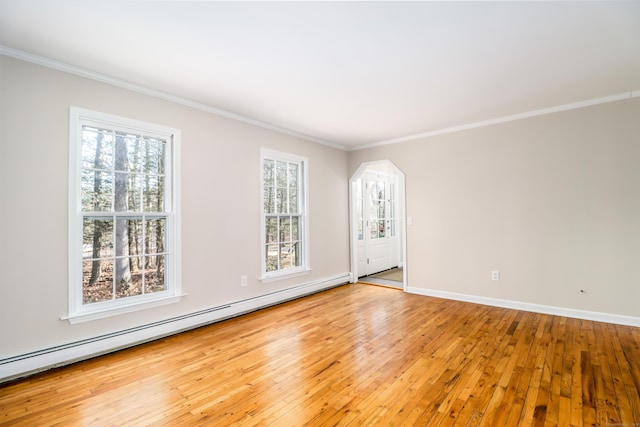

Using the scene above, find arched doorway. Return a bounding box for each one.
[350,160,407,289]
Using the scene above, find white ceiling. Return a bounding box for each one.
[1,1,639,151]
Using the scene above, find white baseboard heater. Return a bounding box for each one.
[1,273,352,383]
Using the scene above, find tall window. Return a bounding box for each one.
[261,149,309,279]
[68,107,181,322]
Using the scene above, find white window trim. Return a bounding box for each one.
[260,148,310,281]
[66,107,182,323]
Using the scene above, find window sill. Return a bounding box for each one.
[260,268,311,284]
[62,294,185,324]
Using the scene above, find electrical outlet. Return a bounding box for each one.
[491,271,500,281]
[241,275,248,287]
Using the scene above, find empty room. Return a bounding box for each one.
[1,1,639,425]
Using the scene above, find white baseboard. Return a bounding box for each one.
[0,273,351,383]
[406,286,640,327]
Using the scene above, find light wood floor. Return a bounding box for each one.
[1,283,639,426]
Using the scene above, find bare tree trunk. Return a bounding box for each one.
[89,132,104,285]
[114,134,130,292]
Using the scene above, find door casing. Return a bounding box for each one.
[349,160,407,288]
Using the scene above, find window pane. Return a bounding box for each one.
[125,136,143,172]
[266,245,278,272]
[279,216,291,242]
[289,191,298,214]
[377,181,385,200]
[114,172,130,212]
[114,133,131,172]
[263,159,274,186]
[82,127,114,171]
[276,161,287,188]
[378,201,386,219]
[83,218,113,260]
[144,175,165,212]
[288,163,298,188]
[116,257,142,299]
[115,218,137,258]
[83,259,113,304]
[264,185,275,213]
[81,170,113,211]
[130,218,144,252]
[279,243,292,269]
[371,221,379,239]
[277,242,301,268]
[369,181,377,201]
[145,218,166,254]
[277,187,287,214]
[291,216,300,241]
[294,242,302,267]
[128,174,142,212]
[265,216,277,244]
[145,256,166,293]
[369,204,378,221]
[144,138,166,175]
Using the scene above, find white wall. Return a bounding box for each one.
[349,97,640,320]
[0,55,350,374]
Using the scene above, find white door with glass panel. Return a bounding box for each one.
[356,173,398,277]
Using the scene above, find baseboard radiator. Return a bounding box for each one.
[1,273,352,383]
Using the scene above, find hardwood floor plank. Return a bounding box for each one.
[1,283,639,426]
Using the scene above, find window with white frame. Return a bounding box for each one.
[261,149,309,279]
[67,107,181,322]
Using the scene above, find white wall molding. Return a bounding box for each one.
[353,90,640,151]
[406,286,640,327]
[0,273,351,383]
[2,46,637,154]
[0,45,347,151]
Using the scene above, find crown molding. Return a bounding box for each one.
[0,45,348,151]
[3,45,637,153]
[351,90,640,151]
